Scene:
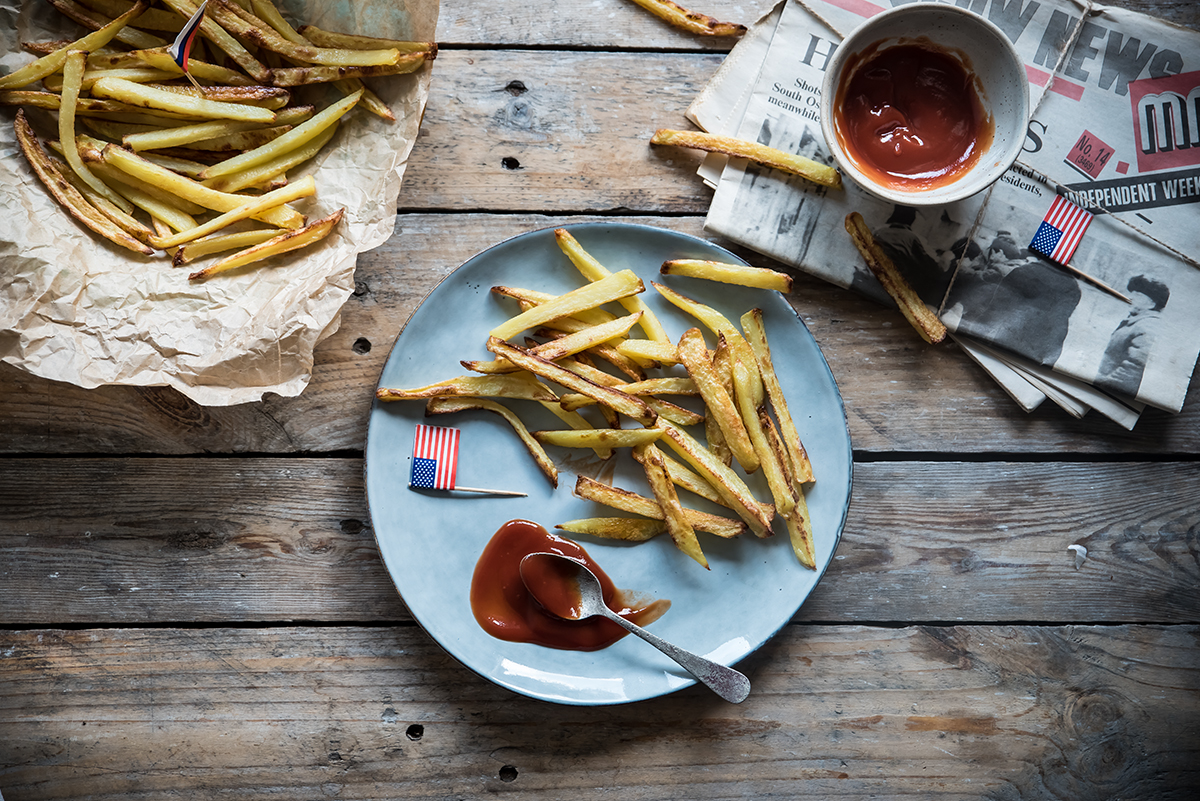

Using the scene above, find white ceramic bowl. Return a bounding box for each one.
[819,2,1029,206]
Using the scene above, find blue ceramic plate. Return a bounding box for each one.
[365,223,851,705]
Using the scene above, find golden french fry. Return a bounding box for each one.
[13,111,153,255]
[616,339,679,365]
[845,212,948,344]
[486,338,657,426]
[423,396,558,488]
[655,419,774,537]
[637,443,706,568]
[537,401,613,460]
[533,428,662,450]
[741,308,814,484]
[678,327,759,473]
[147,85,294,110]
[490,285,618,328]
[652,128,842,188]
[555,357,704,428]
[270,53,431,87]
[555,518,666,542]
[490,269,644,342]
[733,358,795,518]
[0,1,147,90]
[632,446,726,507]
[55,156,155,240]
[90,77,277,123]
[376,373,558,403]
[158,0,270,82]
[95,165,199,232]
[198,90,362,180]
[77,0,187,31]
[559,376,697,409]
[298,25,436,54]
[202,123,336,193]
[46,0,167,49]
[128,48,256,86]
[209,0,406,66]
[150,175,316,249]
[554,228,671,344]
[42,67,180,92]
[763,417,815,569]
[661,258,793,293]
[465,313,643,375]
[188,208,343,279]
[626,0,747,36]
[173,228,279,265]
[574,476,747,539]
[651,280,738,338]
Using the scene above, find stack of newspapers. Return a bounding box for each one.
[688,0,1200,429]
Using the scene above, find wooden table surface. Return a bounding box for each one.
[3,1,1199,798]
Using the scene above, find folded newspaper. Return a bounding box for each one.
[688,0,1200,429]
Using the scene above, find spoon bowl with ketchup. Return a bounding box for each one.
[819,2,1029,206]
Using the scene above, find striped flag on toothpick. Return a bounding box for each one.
[410,424,526,496]
[168,0,208,88]
[1029,195,1129,302]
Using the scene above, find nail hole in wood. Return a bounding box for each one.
[353,337,372,354]
[406,724,424,740]
[505,80,527,95]
[499,765,518,782]
[501,157,521,170]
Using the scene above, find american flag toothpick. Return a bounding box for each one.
[410,424,526,496]
[168,0,208,90]
[1029,195,1130,302]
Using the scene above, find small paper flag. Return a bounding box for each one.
[1029,195,1093,264]
[168,0,208,74]
[410,424,460,490]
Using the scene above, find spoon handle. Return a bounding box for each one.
[605,612,751,704]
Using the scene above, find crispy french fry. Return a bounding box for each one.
[188,208,343,279]
[491,285,618,328]
[637,442,706,568]
[538,401,613,460]
[13,111,153,255]
[555,228,671,343]
[741,308,814,485]
[733,357,795,518]
[655,419,774,537]
[128,48,256,86]
[652,280,739,338]
[559,376,697,410]
[158,0,270,82]
[490,269,644,342]
[763,416,815,569]
[209,0,406,66]
[90,77,277,123]
[270,53,431,87]
[486,337,657,426]
[298,24,436,54]
[616,338,679,365]
[424,396,558,488]
[0,1,147,90]
[661,258,793,293]
[150,175,316,249]
[173,228,279,265]
[533,428,662,450]
[555,518,666,542]
[845,212,948,344]
[627,0,747,37]
[652,128,841,188]
[201,123,336,193]
[678,327,759,474]
[198,90,362,180]
[464,313,643,375]
[376,373,558,403]
[45,0,167,49]
[55,157,155,241]
[76,0,186,31]
[574,476,746,539]
[631,446,726,507]
[148,85,294,110]
[553,357,702,428]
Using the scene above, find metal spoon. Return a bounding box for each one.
[519,552,751,704]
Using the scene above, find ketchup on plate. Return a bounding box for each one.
[834,41,993,191]
[470,519,670,651]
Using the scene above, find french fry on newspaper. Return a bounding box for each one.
[636,442,707,568]
[424,397,558,488]
[556,518,666,542]
[844,212,948,344]
[661,259,793,294]
[574,476,747,539]
[651,129,842,189]
[626,0,747,37]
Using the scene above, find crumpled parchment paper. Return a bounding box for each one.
[0,0,439,405]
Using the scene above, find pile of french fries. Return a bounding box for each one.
[377,229,818,571]
[2,0,435,280]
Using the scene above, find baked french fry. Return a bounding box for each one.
[13,110,153,255]
[626,0,747,37]
[678,327,758,474]
[188,208,343,280]
[491,285,619,328]
[554,357,704,428]
[651,128,842,188]
[150,175,316,249]
[202,123,336,193]
[574,476,747,539]
[764,416,815,569]
[616,339,679,365]
[559,376,697,410]
[157,0,270,82]
[631,445,726,507]
[270,54,431,87]
[424,396,558,488]
[845,212,948,344]
[741,308,814,484]
[128,47,256,86]
[532,428,662,450]
[376,373,558,403]
[464,313,642,375]
[637,442,706,568]
[58,51,138,216]
[733,356,795,517]
[661,258,793,293]
[173,228,280,266]
[0,1,148,90]
[209,0,406,66]
[652,280,738,338]
[90,77,277,123]
[298,25,436,54]
[490,270,645,342]
[45,0,167,50]
[555,518,666,542]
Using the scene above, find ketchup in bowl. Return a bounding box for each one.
[833,41,994,191]
[470,519,670,651]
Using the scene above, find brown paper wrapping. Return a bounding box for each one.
[0,0,439,405]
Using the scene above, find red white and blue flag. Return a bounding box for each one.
[168,0,208,73]
[410,424,460,490]
[1029,195,1093,264]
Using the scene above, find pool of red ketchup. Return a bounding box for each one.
[834,40,993,191]
[469,519,670,651]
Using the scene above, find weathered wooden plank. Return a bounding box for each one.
[435,0,1197,46]
[1,458,1196,625]
[1,215,1196,457]
[1,624,1197,799]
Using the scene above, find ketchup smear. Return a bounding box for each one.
[470,519,670,651]
[834,41,994,190]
